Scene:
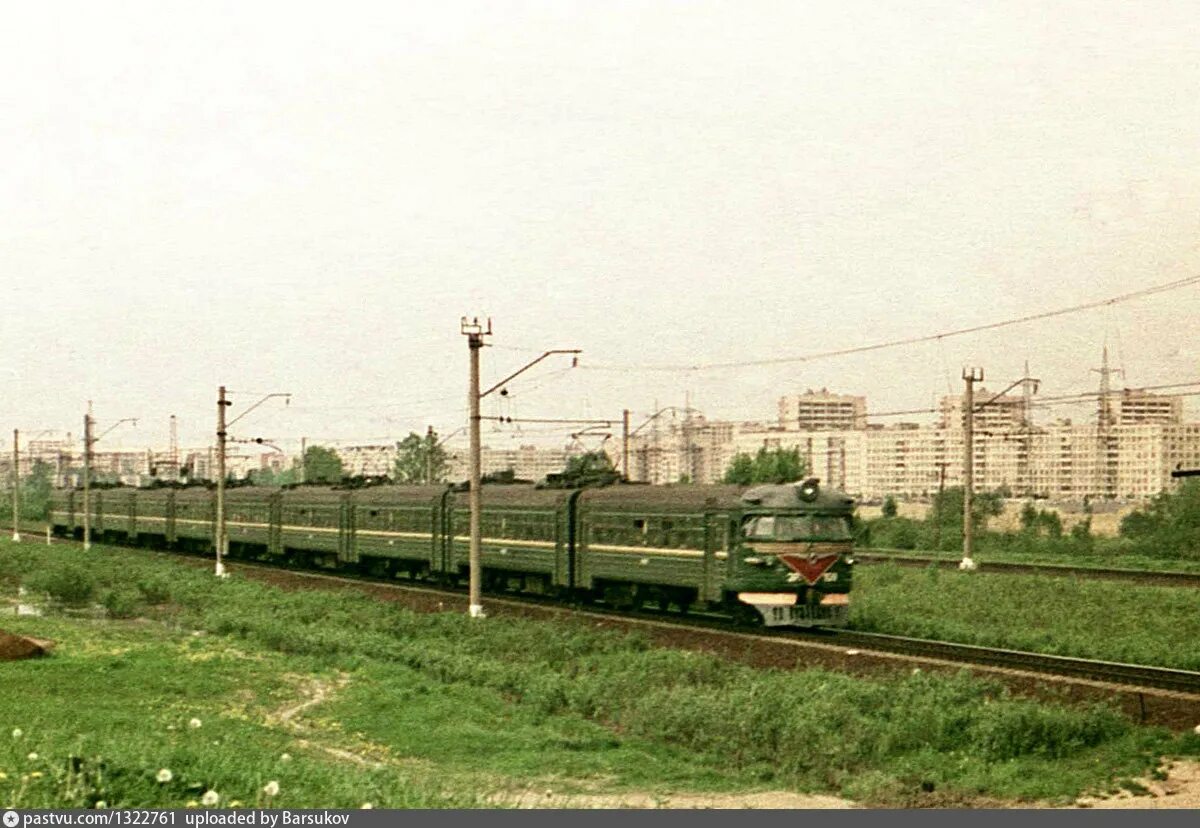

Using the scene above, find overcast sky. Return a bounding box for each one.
[3,1,1199,454]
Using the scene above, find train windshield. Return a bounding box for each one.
[741,514,852,541]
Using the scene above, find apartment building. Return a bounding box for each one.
[1115,389,1183,426]
[625,388,1199,501]
[443,444,572,483]
[938,389,1028,431]
[778,390,867,431]
[335,444,395,477]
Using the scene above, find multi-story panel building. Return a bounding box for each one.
[1114,390,1183,426]
[938,389,1028,431]
[335,444,396,478]
[443,444,571,483]
[778,390,867,431]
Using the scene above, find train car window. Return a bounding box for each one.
[633,519,646,533]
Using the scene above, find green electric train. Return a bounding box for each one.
[49,478,856,627]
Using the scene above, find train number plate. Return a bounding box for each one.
[760,604,820,627]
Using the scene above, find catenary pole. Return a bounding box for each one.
[464,319,489,618]
[83,412,92,550]
[11,429,20,542]
[215,385,229,577]
[426,425,435,485]
[622,409,630,481]
[214,389,288,577]
[961,367,983,569]
[462,317,579,619]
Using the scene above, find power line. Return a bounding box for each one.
[580,275,1200,373]
[859,379,1200,421]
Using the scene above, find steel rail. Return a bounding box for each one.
[822,630,1200,695]
[854,551,1200,587]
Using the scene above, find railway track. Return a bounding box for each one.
[17,534,1200,699]
[855,550,1200,587]
[823,630,1200,695]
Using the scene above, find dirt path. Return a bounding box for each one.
[490,789,856,809]
[264,673,386,769]
[1072,760,1200,809]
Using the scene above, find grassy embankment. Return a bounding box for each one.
[851,564,1200,670]
[1,539,1198,808]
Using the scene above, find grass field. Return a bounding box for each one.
[1,538,1198,808]
[851,564,1200,670]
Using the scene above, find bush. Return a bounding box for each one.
[102,588,143,619]
[135,575,173,604]
[26,564,96,605]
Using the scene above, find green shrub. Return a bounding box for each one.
[26,564,96,605]
[135,575,172,604]
[102,588,143,619]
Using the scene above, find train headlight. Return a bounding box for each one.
[797,478,820,502]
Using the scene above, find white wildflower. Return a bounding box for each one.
[156,768,173,783]
[11,728,22,739]
[262,781,280,797]
[360,804,373,810]
[280,753,292,762]
[27,752,38,761]
[188,718,202,729]
[185,800,198,808]
[1194,723,1200,735]
[201,790,219,807]
[95,801,107,809]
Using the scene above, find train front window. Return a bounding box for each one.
[741,514,851,541]
[810,516,852,540]
[742,516,776,539]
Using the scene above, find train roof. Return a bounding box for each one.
[579,484,746,512]
[741,480,855,512]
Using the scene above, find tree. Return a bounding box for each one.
[394,430,450,484]
[881,495,898,519]
[302,445,343,484]
[722,447,806,485]
[928,486,1003,533]
[1019,501,1039,533]
[5,461,53,521]
[1069,515,1094,551]
[1119,479,1200,556]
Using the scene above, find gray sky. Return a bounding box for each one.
[4,1,1200,454]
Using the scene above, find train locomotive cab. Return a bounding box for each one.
[729,478,855,627]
